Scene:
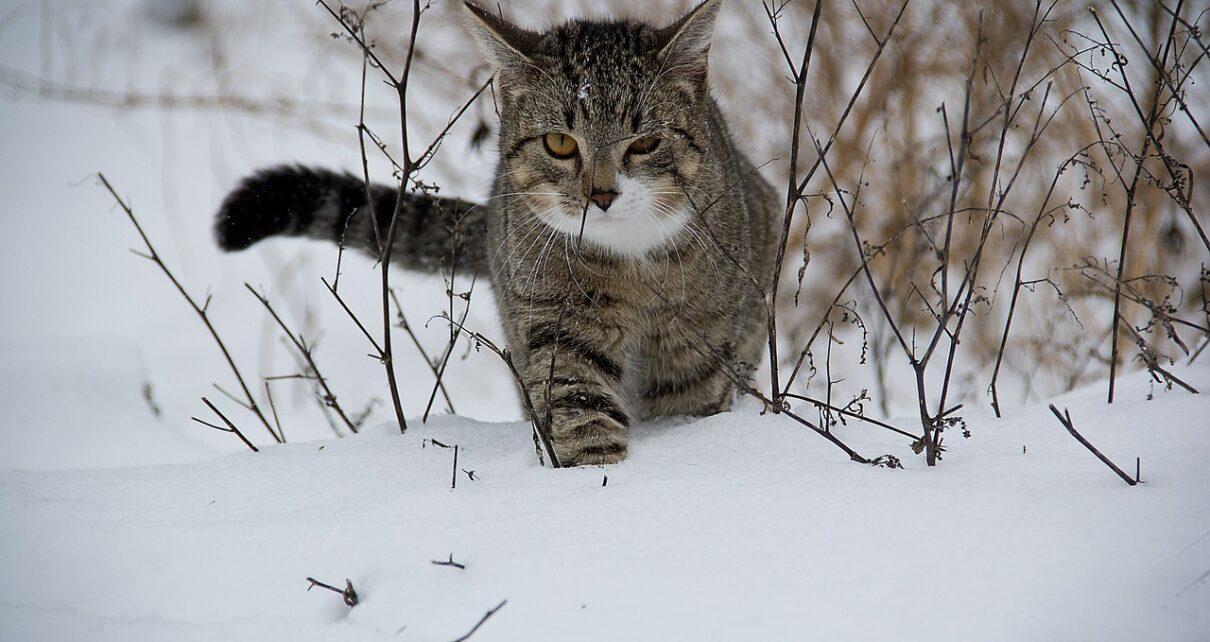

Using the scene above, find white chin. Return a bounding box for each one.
[540,206,689,259]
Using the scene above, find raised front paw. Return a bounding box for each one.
[554,417,628,467]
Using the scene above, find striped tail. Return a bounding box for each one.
[214,165,487,275]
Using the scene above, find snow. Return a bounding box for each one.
[3,366,1209,641]
[2,1,1208,640]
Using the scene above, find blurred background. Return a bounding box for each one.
[0,0,1205,468]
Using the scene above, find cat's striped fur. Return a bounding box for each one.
[214,0,778,466]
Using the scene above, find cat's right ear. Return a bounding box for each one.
[462,2,537,70]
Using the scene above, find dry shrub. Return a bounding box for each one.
[14,0,1204,416]
[310,0,1206,410]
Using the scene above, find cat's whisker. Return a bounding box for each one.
[495,219,547,269]
[498,204,572,269]
[643,211,688,301]
[526,226,562,303]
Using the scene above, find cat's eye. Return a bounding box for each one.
[543,133,579,159]
[627,136,661,155]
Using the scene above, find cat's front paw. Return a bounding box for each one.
[554,418,628,467]
[563,444,628,466]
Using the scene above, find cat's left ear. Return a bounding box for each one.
[655,0,723,72]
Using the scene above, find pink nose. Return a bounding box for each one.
[590,190,618,211]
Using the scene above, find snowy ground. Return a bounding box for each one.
[2,365,1208,641]
[2,1,1209,640]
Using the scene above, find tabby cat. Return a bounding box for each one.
[214,0,778,466]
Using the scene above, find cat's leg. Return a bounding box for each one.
[513,300,638,466]
[639,303,764,418]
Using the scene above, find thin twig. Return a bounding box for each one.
[432,554,466,570]
[98,173,281,444]
[247,284,360,435]
[1048,404,1137,486]
[441,315,560,468]
[390,288,456,414]
[305,577,359,607]
[782,392,919,440]
[450,599,507,642]
[194,398,259,452]
[424,277,476,422]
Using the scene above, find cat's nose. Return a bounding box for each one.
[590,189,619,211]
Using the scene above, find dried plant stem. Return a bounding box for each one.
[389,289,456,414]
[424,273,475,423]
[246,283,360,435]
[450,599,507,642]
[1048,405,1137,486]
[990,145,1099,417]
[98,173,281,444]
[441,315,561,468]
[782,392,919,440]
[765,0,910,407]
[1104,0,1210,254]
[193,397,260,452]
[1088,3,1191,403]
[319,0,489,434]
[1115,314,1200,395]
[765,0,823,402]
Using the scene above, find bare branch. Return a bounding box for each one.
[98,173,281,444]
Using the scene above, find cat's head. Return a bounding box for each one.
[463,0,723,258]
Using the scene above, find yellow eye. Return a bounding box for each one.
[543,133,579,159]
[627,136,661,155]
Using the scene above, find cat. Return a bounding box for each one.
[214,0,779,466]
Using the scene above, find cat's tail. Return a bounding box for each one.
[214,165,487,275]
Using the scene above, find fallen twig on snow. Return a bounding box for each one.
[306,577,359,607]
[1048,404,1137,486]
[431,554,466,570]
[450,599,507,642]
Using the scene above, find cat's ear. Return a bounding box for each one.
[655,0,723,71]
[462,1,538,70]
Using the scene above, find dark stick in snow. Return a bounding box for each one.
[192,398,259,453]
[432,554,466,570]
[450,599,507,642]
[306,577,359,607]
[1048,404,1137,486]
